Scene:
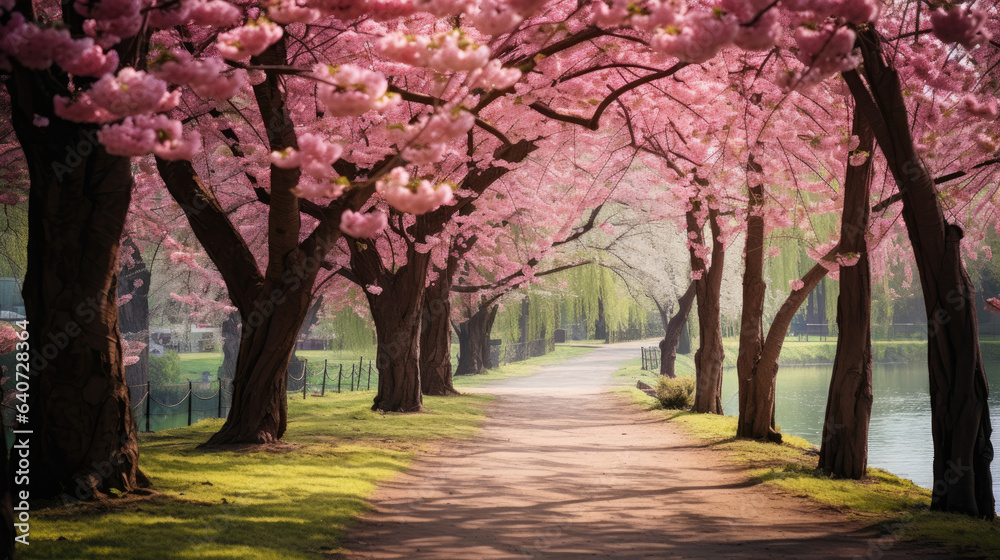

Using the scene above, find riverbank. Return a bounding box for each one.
[615,362,1000,558]
[711,339,1000,367]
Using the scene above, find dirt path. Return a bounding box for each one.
[339,342,943,559]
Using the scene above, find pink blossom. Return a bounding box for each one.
[216,18,284,61]
[930,6,991,49]
[53,93,116,123]
[376,167,455,215]
[151,49,246,99]
[836,252,861,267]
[98,115,201,160]
[88,68,173,117]
[365,284,384,295]
[963,95,998,120]
[591,0,678,31]
[189,0,243,26]
[340,210,388,238]
[270,132,343,180]
[690,269,704,281]
[266,0,320,23]
[987,298,1000,313]
[789,279,805,291]
[314,63,399,117]
[598,222,614,235]
[398,109,475,164]
[33,114,49,127]
[848,150,869,166]
[468,59,522,90]
[794,25,859,83]
[0,193,19,206]
[0,323,16,355]
[56,38,119,77]
[650,9,739,63]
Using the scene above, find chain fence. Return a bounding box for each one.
[129,356,375,432]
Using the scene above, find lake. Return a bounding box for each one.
[720,360,1000,501]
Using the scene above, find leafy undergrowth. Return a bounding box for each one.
[25,392,492,560]
[451,343,595,388]
[614,363,1000,558]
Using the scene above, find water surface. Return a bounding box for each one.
[720,361,1000,500]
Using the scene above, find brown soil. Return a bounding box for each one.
[337,341,945,559]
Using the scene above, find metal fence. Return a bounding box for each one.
[130,357,375,432]
[640,347,660,371]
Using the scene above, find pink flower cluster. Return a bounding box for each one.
[591,0,678,31]
[0,13,119,76]
[468,59,522,90]
[930,6,991,49]
[148,0,242,28]
[789,279,805,291]
[376,167,455,215]
[151,49,247,100]
[266,0,320,24]
[313,63,399,117]
[791,25,859,86]
[97,114,202,160]
[217,18,284,61]
[650,9,739,63]
[76,0,143,46]
[964,95,998,120]
[339,209,388,238]
[398,109,475,165]
[380,29,491,72]
[270,132,343,180]
[55,69,178,123]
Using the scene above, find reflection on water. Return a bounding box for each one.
[720,361,1000,499]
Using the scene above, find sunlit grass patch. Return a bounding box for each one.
[26,392,492,559]
[452,344,595,388]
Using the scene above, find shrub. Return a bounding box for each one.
[656,376,696,409]
[149,350,183,386]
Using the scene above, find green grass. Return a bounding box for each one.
[613,363,1000,558]
[452,344,595,388]
[25,392,492,559]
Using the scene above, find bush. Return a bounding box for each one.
[656,376,696,409]
[149,350,183,386]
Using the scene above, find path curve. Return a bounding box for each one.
[339,341,944,559]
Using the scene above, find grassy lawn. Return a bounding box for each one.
[30,344,592,559]
[613,363,1000,558]
[452,344,595,388]
[27,392,492,559]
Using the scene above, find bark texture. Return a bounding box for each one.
[8,66,148,498]
[657,283,695,378]
[118,237,150,388]
[687,202,725,414]
[454,304,498,376]
[846,29,994,517]
[420,265,459,396]
[819,108,875,479]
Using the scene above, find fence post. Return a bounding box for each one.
[303,362,308,400]
[321,359,328,396]
[350,364,356,391]
[145,384,151,432]
[367,362,372,390]
[187,381,193,427]
[337,363,343,393]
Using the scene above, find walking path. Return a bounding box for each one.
[339,341,944,559]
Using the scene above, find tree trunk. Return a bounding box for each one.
[118,237,150,388]
[352,239,430,412]
[204,251,317,445]
[818,107,875,479]
[220,311,241,380]
[454,304,498,375]
[7,68,149,498]
[846,30,994,517]
[420,273,458,396]
[658,283,695,378]
[594,297,608,341]
[687,202,725,414]
[736,180,774,440]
